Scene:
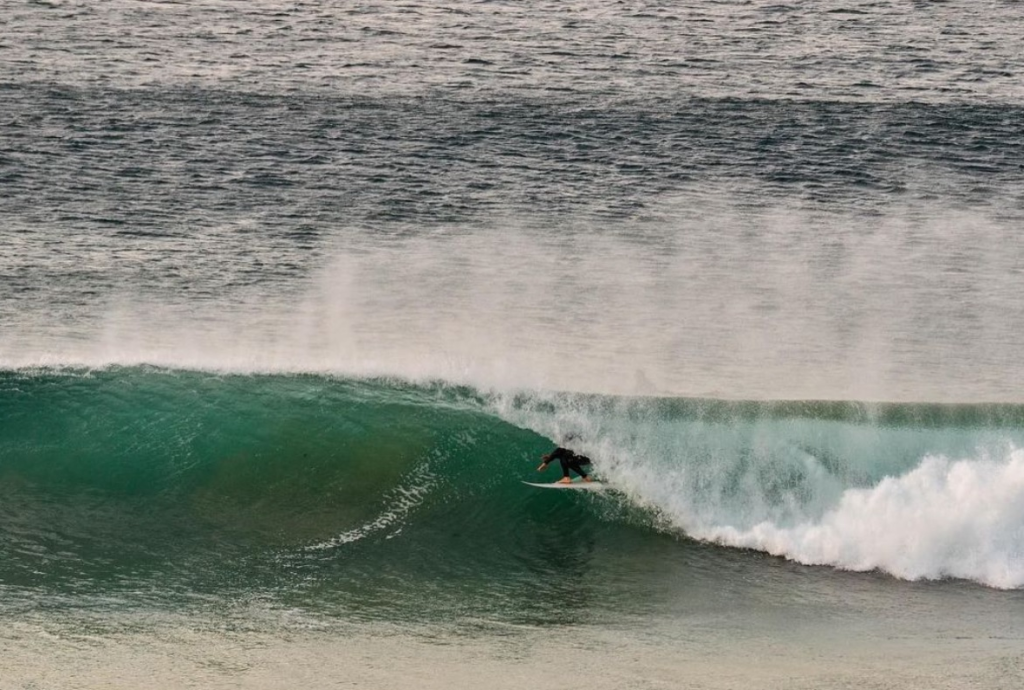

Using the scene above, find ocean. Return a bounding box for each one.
[2,1,1024,688]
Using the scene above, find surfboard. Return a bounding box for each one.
[522,480,606,491]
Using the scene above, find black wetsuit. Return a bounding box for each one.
[547,447,592,479]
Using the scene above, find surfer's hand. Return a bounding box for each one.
[537,462,548,471]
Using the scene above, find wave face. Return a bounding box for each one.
[3,367,1024,623]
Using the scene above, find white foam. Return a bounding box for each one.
[699,450,1024,589]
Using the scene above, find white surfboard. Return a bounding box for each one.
[522,480,606,491]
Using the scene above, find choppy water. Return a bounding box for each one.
[3,1,1024,688]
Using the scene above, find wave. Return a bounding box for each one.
[2,367,1023,592]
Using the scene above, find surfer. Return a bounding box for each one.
[537,436,593,484]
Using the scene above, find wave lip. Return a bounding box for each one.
[704,449,1024,589]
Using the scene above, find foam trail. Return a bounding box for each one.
[307,464,437,551]
[701,450,1024,588]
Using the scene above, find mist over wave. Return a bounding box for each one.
[4,203,1023,402]
[6,197,1024,591]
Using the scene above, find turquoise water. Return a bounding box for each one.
[3,1,1024,687]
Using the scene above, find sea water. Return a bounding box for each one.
[2,2,1024,688]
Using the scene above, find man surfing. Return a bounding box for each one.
[537,434,594,484]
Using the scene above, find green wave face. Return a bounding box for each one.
[0,369,496,542]
[0,368,607,622]
[2,368,1024,625]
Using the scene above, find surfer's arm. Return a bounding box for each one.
[537,449,560,471]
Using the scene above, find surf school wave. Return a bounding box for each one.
[2,366,1023,602]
